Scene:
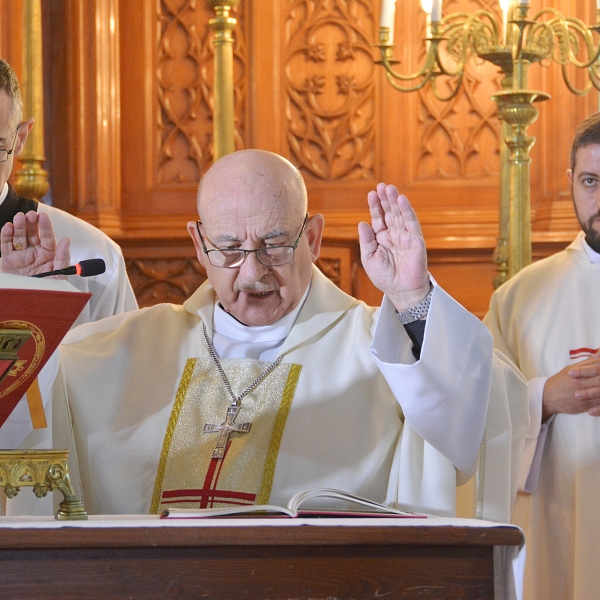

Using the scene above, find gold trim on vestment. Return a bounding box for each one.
[150,358,196,514]
[151,357,302,514]
[256,363,302,504]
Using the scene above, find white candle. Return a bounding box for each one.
[431,0,442,23]
[518,0,528,5]
[380,0,396,44]
[597,0,600,11]
[499,0,511,46]
[421,0,433,50]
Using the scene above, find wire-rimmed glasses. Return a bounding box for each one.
[196,213,309,268]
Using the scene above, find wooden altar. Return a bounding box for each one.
[0,516,523,600]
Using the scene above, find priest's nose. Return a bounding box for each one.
[238,250,270,280]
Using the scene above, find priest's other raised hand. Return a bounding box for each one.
[358,183,431,313]
[0,210,70,277]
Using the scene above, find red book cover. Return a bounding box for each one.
[0,279,91,427]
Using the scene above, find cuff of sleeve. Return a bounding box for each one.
[519,377,550,493]
[370,295,416,365]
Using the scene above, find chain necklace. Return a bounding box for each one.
[201,321,284,459]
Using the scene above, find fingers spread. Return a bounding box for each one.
[367,190,386,234]
[55,237,71,270]
[25,210,41,246]
[11,212,28,250]
[358,221,376,259]
[37,211,57,250]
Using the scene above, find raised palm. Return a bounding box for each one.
[1,211,70,277]
[358,183,430,312]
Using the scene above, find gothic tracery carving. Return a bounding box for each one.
[156,0,247,184]
[415,0,502,180]
[285,0,376,180]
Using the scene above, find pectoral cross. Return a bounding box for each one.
[203,405,252,459]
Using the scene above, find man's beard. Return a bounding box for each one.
[578,209,600,253]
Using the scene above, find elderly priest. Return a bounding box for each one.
[0,150,530,519]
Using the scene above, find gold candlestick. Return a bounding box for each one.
[207,0,240,161]
[14,0,49,201]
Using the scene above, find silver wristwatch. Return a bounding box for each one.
[397,282,434,325]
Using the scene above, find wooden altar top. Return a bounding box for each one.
[0,515,523,600]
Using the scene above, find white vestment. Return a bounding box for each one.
[10,266,529,521]
[484,232,600,600]
[0,188,137,493]
[36,203,138,324]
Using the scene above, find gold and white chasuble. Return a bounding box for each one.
[151,358,301,513]
[46,266,528,521]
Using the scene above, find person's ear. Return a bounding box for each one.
[187,221,208,269]
[305,214,324,262]
[13,118,34,158]
[566,168,573,186]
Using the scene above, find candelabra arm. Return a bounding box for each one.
[562,64,593,96]
[384,68,437,93]
[434,10,500,78]
[378,45,438,83]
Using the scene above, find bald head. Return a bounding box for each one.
[197,150,307,221]
[189,149,323,326]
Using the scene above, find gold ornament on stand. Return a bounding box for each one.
[14,0,49,201]
[207,0,240,161]
[0,330,87,520]
[0,450,87,520]
[376,0,600,283]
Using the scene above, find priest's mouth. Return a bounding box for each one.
[242,290,275,298]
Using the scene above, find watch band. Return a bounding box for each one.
[397,282,434,325]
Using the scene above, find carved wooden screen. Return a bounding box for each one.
[4,0,596,314]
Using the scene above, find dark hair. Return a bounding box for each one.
[571,112,600,171]
[0,58,22,128]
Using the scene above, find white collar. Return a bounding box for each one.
[213,283,311,344]
[581,234,600,264]
[0,182,8,206]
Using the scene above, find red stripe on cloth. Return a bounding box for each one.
[161,440,257,508]
[162,489,257,501]
[570,347,599,357]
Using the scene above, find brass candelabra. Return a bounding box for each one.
[377,1,600,283]
[207,0,240,161]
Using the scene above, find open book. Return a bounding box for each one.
[161,488,425,519]
[0,273,91,427]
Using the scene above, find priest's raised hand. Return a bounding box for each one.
[0,210,70,277]
[358,183,431,314]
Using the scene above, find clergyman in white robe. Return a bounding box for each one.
[32,264,530,521]
[484,232,600,599]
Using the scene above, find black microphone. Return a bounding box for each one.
[32,258,106,279]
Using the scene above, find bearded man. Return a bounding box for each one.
[485,112,600,599]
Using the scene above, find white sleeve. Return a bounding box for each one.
[369,285,492,475]
[519,376,548,493]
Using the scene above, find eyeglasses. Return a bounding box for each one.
[0,125,20,163]
[196,213,309,268]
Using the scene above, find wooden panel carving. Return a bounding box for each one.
[157,0,248,185]
[126,257,207,307]
[285,0,376,181]
[415,0,502,181]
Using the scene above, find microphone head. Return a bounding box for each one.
[78,258,106,277]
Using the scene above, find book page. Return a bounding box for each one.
[287,488,421,517]
[162,504,295,518]
[0,273,80,293]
